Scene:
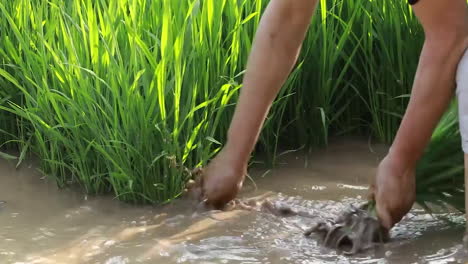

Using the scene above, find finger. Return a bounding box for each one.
[376,202,393,230]
[195,199,209,212]
[191,167,204,179]
[187,185,203,201]
[367,189,375,199]
[366,182,376,201]
[367,169,378,201]
[186,179,196,189]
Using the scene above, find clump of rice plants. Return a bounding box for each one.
[0,60,22,154]
[266,0,424,154]
[0,0,269,203]
[415,102,464,213]
[355,0,424,143]
[308,103,465,254]
[0,0,429,204]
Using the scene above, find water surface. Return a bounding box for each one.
[1,139,467,264]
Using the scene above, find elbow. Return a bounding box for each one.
[424,25,468,62]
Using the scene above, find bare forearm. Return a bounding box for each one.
[224,0,318,166]
[388,0,468,168]
[390,38,467,166]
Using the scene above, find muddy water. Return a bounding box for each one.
[1,139,468,264]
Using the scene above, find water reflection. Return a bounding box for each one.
[0,140,467,264]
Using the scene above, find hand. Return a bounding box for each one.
[187,148,247,210]
[369,154,416,230]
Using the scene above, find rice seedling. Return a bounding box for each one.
[268,0,423,151]
[276,0,366,149]
[0,0,455,207]
[353,0,424,143]
[415,102,465,213]
[308,102,465,254]
[0,0,268,203]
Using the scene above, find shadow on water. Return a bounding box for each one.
[1,139,467,264]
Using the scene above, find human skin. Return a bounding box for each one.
[371,0,468,229]
[191,0,468,230]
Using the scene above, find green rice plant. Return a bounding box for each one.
[371,102,464,215]
[354,0,424,143]
[270,0,424,150]
[415,102,465,213]
[0,0,269,203]
[0,86,18,152]
[0,55,22,153]
[278,0,365,149]
[310,103,465,254]
[0,0,451,206]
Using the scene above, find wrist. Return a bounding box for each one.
[224,129,255,167]
[387,143,421,169]
[385,147,417,179]
[222,140,250,169]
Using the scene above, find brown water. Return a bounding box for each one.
[1,139,468,264]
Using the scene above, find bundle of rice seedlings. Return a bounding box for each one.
[415,102,465,213]
[306,102,465,254]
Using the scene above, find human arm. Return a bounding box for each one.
[193,0,319,209]
[373,0,468,229]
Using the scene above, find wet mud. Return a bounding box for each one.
[304,202,389,255]
[1,139,468,264]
